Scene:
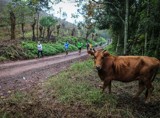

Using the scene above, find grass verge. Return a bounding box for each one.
[1,60,160,118]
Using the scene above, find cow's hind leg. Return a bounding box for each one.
[144,80,154,103]
[133,80,145,99]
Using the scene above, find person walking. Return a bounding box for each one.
[86,41,89,51]
[89,43,93,51]
[77,41,83,55]
[64,41,69,55]
[37,41,43,58]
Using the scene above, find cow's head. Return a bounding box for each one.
[88,49,110,70]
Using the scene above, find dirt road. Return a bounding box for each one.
[0,50,89,97]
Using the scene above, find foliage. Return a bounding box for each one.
[104,44,117,55]
[22,41,77,58]
[83,0,160,57]
[0,56,7,62]
[40,16,57,28]
[0,34,106,62]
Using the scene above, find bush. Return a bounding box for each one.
[21,41,78,58]
[0,56,7,62]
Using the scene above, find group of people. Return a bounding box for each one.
[64,41,93,56]
[37,40,93,58]
[64,41,84,55]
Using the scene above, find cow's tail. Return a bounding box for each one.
[151,59,160,82]
[151,67,159,82]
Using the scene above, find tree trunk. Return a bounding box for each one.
[85,30,90,40]
[91,33,94,40]
[116,35,120,53]
[154,39,159,56]
[56,25,60,36]
[144,32,148,55]
[123,0,129,55]
[155,33,160,57]
[42,28,45,38]
[39,26,43,38]
[37,12,39,40]
[10,11,16,40]
[31,18,36,41]
[144,0,150,55]
[21,23,25,39]
[71,28,75,36]
[47,27,50,40]
[149,29,154,50]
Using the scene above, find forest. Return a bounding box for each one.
[0,0,159,61]
[88,0,160,57]
[0,0,107,61]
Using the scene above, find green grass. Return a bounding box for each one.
[45,60,127,117]
[45,59,160,118]
[1,59,160,117]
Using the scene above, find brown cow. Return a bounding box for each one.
[88,49,160,103]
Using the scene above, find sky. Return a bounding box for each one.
[49,1,84,24]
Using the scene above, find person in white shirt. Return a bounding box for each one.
[37,41,43,58]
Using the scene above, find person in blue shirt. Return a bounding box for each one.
[64,41,69,55]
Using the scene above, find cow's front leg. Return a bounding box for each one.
[108,81,111,94]
[102,79,111,93]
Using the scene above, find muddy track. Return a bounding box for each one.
[0,50,89,97]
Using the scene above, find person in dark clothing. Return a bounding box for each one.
[86,41,89,51]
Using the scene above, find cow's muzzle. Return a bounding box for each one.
[96,66,101,71]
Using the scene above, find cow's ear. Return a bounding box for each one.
[87,50,95,56]
[103,50,110,57]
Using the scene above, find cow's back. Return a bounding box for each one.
[139,56,159,76]
[105,56,159,82]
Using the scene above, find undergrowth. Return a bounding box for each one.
[0,36,107,62]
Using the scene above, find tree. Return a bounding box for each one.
[40,16,57,40]
[31,17,36,41]
[124,0,129,55]
[76,1,96,40]
[27,0,56,40]
[3,2,18,40]
[16,0,33,39]
[10,10,16,40]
